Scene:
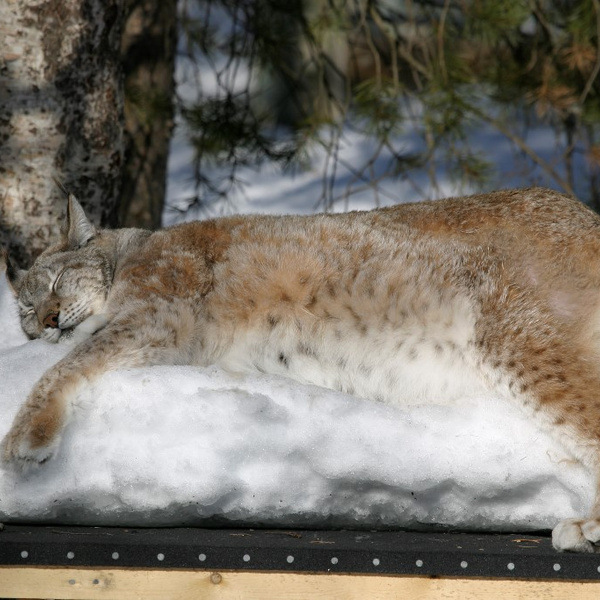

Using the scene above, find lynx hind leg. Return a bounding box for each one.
[553,471,600,553]
[550,402,600,552]
[488,325,600,553]
[552,518,600,553]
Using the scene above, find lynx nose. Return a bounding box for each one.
[43,311,60,329]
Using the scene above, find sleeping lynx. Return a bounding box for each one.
[4,187,600,552]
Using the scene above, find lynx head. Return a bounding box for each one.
[5,195,113,343]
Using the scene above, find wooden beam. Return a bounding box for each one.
[2,567,600,600]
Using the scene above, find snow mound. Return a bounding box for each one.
[0,275,593,530]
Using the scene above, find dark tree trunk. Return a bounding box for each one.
[119,0,177,229]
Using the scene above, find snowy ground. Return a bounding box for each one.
[0,272,593,531]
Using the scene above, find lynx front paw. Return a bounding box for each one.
[2,405,64,469]
[59,314,109,345]
[552,518,600,553]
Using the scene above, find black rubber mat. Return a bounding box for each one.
[1,525,599,580]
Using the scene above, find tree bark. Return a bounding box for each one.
[0,0,124,267]
[119,0,177,229]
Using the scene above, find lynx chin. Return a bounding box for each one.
[4,187,600,553]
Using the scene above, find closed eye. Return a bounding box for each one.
[52,269,68,293]
[23,307,35,318]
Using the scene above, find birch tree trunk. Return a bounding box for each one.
[0,0,124,267]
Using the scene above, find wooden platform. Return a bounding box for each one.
[1,525,599,599]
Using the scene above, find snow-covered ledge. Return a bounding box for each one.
[0,272,593,532]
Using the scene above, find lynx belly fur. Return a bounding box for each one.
[4,187,600,552]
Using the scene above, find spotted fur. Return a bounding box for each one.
[4,187,600,552]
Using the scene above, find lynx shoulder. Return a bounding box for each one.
[5,186,600,553]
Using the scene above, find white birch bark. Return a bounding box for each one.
[0,0,124,267]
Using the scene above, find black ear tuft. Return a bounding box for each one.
[54,179,96,250]
[2,249,27,295]
[62,194,97,250]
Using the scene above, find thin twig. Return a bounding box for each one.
[468,103,576,197]
[436,0,452,85]
[580,0,600,106]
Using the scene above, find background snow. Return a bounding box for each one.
[0,272,593,531]
[165,98,585,223]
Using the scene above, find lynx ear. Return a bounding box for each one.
[62,194,96,250]
[2,249,27,295]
